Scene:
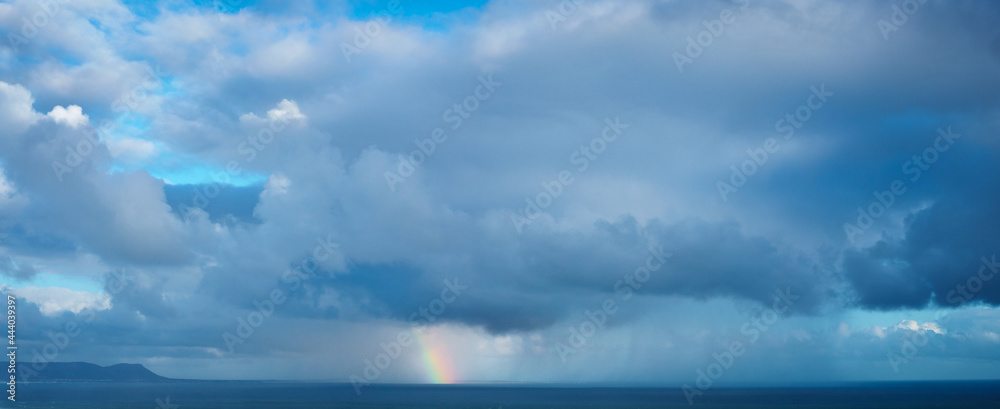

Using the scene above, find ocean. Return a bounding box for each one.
[13,381,1000,408]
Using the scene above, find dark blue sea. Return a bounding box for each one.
[12,381,1000,408]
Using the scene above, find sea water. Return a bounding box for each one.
[14,381,1000,408]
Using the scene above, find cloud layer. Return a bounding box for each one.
[1,0,999,383]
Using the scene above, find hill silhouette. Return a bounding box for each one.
[19,362,169,382]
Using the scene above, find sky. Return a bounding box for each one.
[1,0,1000,389]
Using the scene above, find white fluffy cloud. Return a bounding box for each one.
[46,105,89,129]
[13,286,111,316]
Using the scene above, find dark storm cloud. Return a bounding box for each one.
[844,192,1000,310]
[263,216,831,333]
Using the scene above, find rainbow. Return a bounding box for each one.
[412,329,458,384]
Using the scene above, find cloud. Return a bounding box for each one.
[239,99,306,125]
[0,167,26,213]
[0,86,191,265]
[0,255,36,281]
[106,137,157,162]
[46,105,89,129]
[0,82,41,132]
[12,286,111,316]
[843,192,1000,310]
[0,0,999,383]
